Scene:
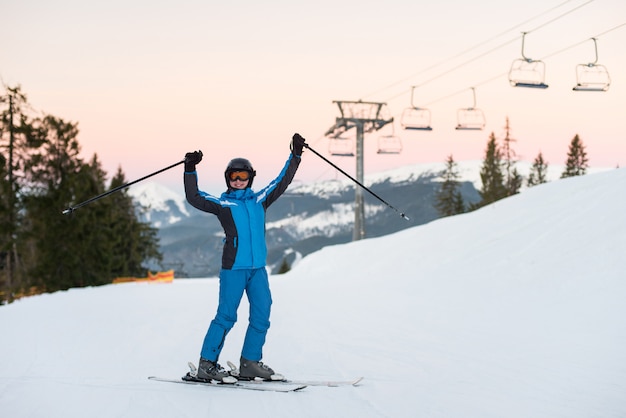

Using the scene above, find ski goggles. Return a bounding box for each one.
[227,170,251,182]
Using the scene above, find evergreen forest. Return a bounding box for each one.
[1,86,161,304]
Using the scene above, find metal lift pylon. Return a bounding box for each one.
[325,100,393,241]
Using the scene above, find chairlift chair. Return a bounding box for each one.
[377,135,403,154]
[328,136,355,157]
[401,108,433,131]
[401,86,433,131]
[455,109,485,131]
[508,32,548,89]
[455,87,485,131]
[573,38,611,92]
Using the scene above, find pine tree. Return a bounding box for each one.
[22,115,161,292]
[501,117,523,196]
[277,258,291,274]
[527,152,549,187]
[2,85,162,301]
[0,149,9,302]
[21,115,86,291]
[434,154,465,217]
[106,166,161,278]
[471,133,507,210]
[0,86,46,301]
[561,134,588,178]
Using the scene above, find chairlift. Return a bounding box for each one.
[455,87,485,131]
[401,108,432,131]
[328,135,355,157]
[573,38,611,92]
[508,32,549,89]
[377,135,403,154]
[400,86,433,131]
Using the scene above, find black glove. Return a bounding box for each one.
[184,150,203,172]
[291,133,306,156]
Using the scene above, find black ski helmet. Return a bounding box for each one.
[224,157,256,189]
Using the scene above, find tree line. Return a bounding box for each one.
[435,117,590,217]
[0,86,594,303]
[1,86,161,304]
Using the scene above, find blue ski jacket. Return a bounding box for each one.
[184,154,301,270]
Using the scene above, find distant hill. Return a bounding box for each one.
[129,161,610,277]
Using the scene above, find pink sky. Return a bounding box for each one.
[2,0,625,193]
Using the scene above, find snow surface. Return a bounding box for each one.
[1,168,625,418]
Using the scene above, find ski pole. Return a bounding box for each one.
[62,159,185,215]
[303,142,410,221]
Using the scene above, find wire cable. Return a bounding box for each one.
[361,0,594,102]
[421,21,626,108]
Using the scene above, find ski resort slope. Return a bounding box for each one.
[1,168,625,418]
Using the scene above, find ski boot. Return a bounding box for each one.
[193,358,237,384]
[239,356,284,381]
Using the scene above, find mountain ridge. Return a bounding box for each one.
[129,160,611,277]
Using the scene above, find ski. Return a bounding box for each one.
[241,376,364,387]
[148,376,306,393]
[226,361,363,387]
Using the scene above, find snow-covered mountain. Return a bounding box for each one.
[128,182,189,228]
[130,161,611,227]
[129,162,470,228]
[129,161,611,277]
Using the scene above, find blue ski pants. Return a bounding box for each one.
[200,267,272,362]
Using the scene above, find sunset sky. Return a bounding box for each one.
[2,0,625,194]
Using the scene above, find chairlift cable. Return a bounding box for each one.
[361,0,594,101]
[406,21,625,109]
[522,0,594,35]
[540,22,626,61]
[380,1,598,104]
[383,36,521,104]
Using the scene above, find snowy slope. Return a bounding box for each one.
[1,168,625,418]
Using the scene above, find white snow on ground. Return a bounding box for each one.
[1,168,625,418]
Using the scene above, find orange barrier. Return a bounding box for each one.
[113,270,174,284]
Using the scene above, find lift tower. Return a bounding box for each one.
[325,100,393,241]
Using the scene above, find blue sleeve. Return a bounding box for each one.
[256,153,301,209]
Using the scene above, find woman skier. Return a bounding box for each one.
[183,133,305,382]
